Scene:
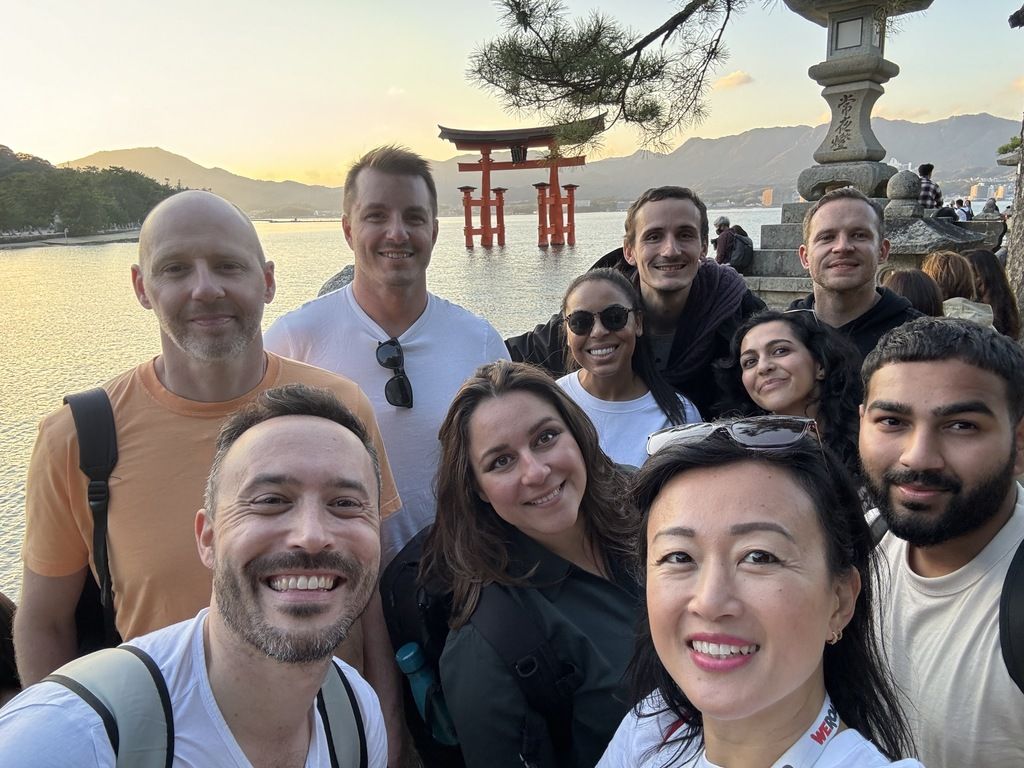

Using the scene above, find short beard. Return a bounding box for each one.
[160,314,261,362]
[214,551,374,664]
[866,452,1016,547]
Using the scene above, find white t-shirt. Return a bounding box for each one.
[0,610,387,767]
[875,486,1024,768]
[265,286,509,562]
[597,693,923,767]
[556,371,701,467]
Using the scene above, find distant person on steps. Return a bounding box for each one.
[507,186,765,418]
[712,215,735,263]
[917,163,943,209]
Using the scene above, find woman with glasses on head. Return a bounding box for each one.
[420,360,641,768]
[715,310,862,475]
[599,419,921,767]
[557,269,701,468]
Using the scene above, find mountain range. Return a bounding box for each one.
[59,113,1018,216]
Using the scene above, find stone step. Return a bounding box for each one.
[781,202,813,224]
[751,248,808,277]
[743,275,812,309]
[759,223,803,250]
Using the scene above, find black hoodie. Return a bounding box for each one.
[788,287,923,362]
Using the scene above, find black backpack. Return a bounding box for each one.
[871,515,1024,694]
[379,527,580,768]
[728,231,755,274]
[64,388,123,654]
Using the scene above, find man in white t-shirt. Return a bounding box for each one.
[0,385,388,766]
[859,317,1024,768]
[265,146,509,564]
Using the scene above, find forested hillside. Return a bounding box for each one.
[0,146,175,236]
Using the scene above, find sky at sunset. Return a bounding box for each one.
[3,1,1021,186]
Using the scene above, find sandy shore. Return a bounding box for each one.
[0,229,141,251]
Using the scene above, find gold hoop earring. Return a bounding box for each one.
[827,629,843,645]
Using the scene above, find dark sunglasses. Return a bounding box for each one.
[646,416,819,456]
[376,338,414,409]
[563,305,635,335]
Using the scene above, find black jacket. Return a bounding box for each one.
[788,287,923,362]
[439,528,640,768]
[506,250,766,418]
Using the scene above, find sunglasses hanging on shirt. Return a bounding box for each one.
[376,338,414,409]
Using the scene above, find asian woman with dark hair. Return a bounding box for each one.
[598,420,920,767]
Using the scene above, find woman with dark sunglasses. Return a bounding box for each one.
[598,420,921,767]
[420,360,641,768]
[714,310,862,476]
[556,269,700,468]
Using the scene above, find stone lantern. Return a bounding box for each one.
[783,0,932,200]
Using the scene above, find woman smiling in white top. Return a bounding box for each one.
[599,419,922,768]
[557,268,700,467]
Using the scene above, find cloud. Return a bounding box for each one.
[386,86,406,97]
[713,71,753,91]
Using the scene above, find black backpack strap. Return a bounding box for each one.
[318,661,368,768]
[470,585,580,765]
[43,646,172,768]
[868,513,889,547]
[64,388,121,647]
[999,538,1024,695]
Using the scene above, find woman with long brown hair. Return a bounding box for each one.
[420,360,640,768]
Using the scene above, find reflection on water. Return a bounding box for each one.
[0,210,778,599]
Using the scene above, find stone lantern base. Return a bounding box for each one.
[797,161,897,201]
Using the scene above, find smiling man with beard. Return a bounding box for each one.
[859,317,1024,768]
[791,187,920,362]
[0,385,388,767]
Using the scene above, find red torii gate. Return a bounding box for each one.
[437,116,605,248]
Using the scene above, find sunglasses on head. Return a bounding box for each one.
[376,338,414,409]
[646,415,820,456]
[563,304,636,335]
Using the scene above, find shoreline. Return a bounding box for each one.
[0,229,141,251]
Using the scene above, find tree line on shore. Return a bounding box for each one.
[0,146,176,236]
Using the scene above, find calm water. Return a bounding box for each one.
[0,208,779,599]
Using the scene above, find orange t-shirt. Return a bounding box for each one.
[23,353,400,646]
